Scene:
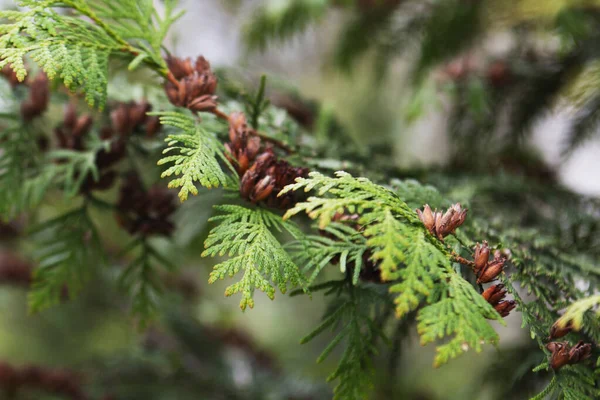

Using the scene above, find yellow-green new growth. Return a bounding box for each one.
[202,205,306,310]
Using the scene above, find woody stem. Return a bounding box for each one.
[210,108,295,154]
[451,251,475,268]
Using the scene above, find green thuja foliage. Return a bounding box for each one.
[155,111,236,201]
[0,1,599,399]
[0,0,180,107]
[282,171,503,366]
[119,237,176,325]
[286,222,368,285]
[299,279,390,400]
[28,205,103,312]
[203,205,306,310]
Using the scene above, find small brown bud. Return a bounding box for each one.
[481,284,506,306]
[416,204,435,234]
[477,255,506,284]
[549,319,574,339]
[493,300,516,317]
[547,341,571,370]
[473,241,490,272]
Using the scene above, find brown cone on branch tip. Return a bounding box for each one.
[164,55,218,113]
[549,319,575,339]
[473,241,490,272]
[494,300,516,317]
[481,284,506,306]
[238,148,308,209]
[225,112,261,175]
[417,203,467,240]
[476,254,506,284]
[546,341,592,371]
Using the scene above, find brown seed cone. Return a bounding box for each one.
[549,319,575,340]
[54,104,93,151]
[476,255,506,284]
[473,241,490,272]
[547,341,571,370]
[115,173,177,237]
[20,72,49,121]
[110,101,157,137]
[417,203,467,240]
[493,300,516,318]
[547,341,593,371]
[226,112,261,175]
[164,55,218,112]
[481,284,506,306]
[238,148,308,209]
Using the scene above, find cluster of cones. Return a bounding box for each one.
[163,55,308,209]
[1,66,49,121]
[115,173,176,238]
[226,112,308,209]
[546,320,593,371]
[417,204,515,318]
[164,55,218,113]
[53,101,161,193]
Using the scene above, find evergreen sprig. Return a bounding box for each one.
[119,238,176,325]
[286,222,368,285]
[0,0,180,107]
[28,206,103,312]
[202,205,306,310]
[244,0,330,50]
[282,171,503,366]
[417,273,501,367]
[155,111,236,202]
[300,279,390,400]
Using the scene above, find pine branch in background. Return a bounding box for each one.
[28,206,103,312]
[299,280,390,400]
[119,238,176,325]
[244,0,330,50]
[333,6,395,71]
[562,93,600,156]
[509,54,581,143]
[0,116,46,219]
[202,205,306,310]
[155,111,236,202]
[414,0,483,81]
